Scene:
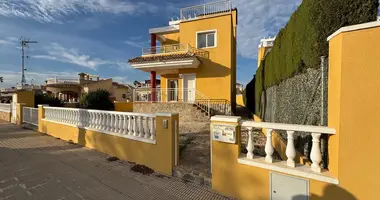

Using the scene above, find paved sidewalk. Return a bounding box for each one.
[0,121,231,200]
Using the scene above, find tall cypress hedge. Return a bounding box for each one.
[251,0,378,116]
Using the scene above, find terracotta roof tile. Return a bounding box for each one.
[128,53,197,64]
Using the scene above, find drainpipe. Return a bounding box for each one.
[320,56,328,169]
[320,56,326,126]
[150,34,157,102]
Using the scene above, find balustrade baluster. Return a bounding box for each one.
[64,110,68,123]
[88,112,92,128]
[95,113,100,129]
[123,115,128,134]
[119,115,124,134]
[265,129,274,163]
[144,117,149,139]
[139,116,144,137]
[128,116,133,135]
[133,116,138,136]
[150,118,155,140]
[114,114,118,132]
[246,127,254,159]
[286,131,296,167]
[91,112,96,128]
[109,114,114,131]
[311,133,322,173]
[100,113,105,131]
[69,110,73,124]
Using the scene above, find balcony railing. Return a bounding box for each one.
[133,88,231,116]
[47,78,79,85]
[142,44,189,56]
[142,44,209,58]
[180,0,232,21]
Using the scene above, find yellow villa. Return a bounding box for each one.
[128,0,237,116]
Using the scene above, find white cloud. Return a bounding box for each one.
[0,37,18,46]
[124,40,148,48]
[234,0,301,59]
[111,76,131,84]
[0,0,158,23]
[33,43,130,70]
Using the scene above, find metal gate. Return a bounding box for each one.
[11,94,17,124]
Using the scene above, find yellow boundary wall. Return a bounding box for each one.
[211,118,345,200]
[114,102,133,112]
[38,105,179,175]
[0,111,11,122]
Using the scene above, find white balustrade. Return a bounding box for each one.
[311,133,322,173]
[23,107,38,126]
[43,107,156,143]
[286,131,296,167]
[265,129,274,163]
[246,127,254,159]
[0,103,11,113]
[240,120,335,173]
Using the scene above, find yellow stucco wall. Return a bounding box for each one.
[0,111,11,122]
[178,12,236,103]
[159,32,180,45]
[113,87,130,101]
[39,106,179,175]
[327,24,380,200]
[257,47,266,68]
[158,11,237,108]
[114,102,133,112]
[16,90,35,107]
[83,79,113,94]
[211,120,348,200]
[236,94,244,106]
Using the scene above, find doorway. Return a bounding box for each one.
[168,79,178,102]
[182,74,196,103]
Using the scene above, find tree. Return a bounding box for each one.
[34,93,63,108]
[80,89,115,111]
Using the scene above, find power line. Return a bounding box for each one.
[20,36,37,89]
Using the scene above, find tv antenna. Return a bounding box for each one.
[20,36,37,89]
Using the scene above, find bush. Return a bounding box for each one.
[250,0,378,115]
[80,89,115,111]
[35,93,63,107]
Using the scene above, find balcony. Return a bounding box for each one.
[47,78,79,85]
[128,44,208,74]
[180,0,232,21]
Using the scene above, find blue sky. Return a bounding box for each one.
[0,0,301,88]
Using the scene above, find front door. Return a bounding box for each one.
[183,74,196,102]
[168,79,178,101]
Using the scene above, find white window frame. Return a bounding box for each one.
[196,29,217,49]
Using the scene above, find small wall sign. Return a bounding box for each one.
[212,124,237,144]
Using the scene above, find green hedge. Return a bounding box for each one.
[251,0,378,116]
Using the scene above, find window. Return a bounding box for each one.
[122,94,127,99]
[197,31,216,48]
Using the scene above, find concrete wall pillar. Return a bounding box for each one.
[16,103,26,126]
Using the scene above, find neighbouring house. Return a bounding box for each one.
[44,73,133,103]
[128,0,237,116]
[257,37,275,68]
[236,83,244,95]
